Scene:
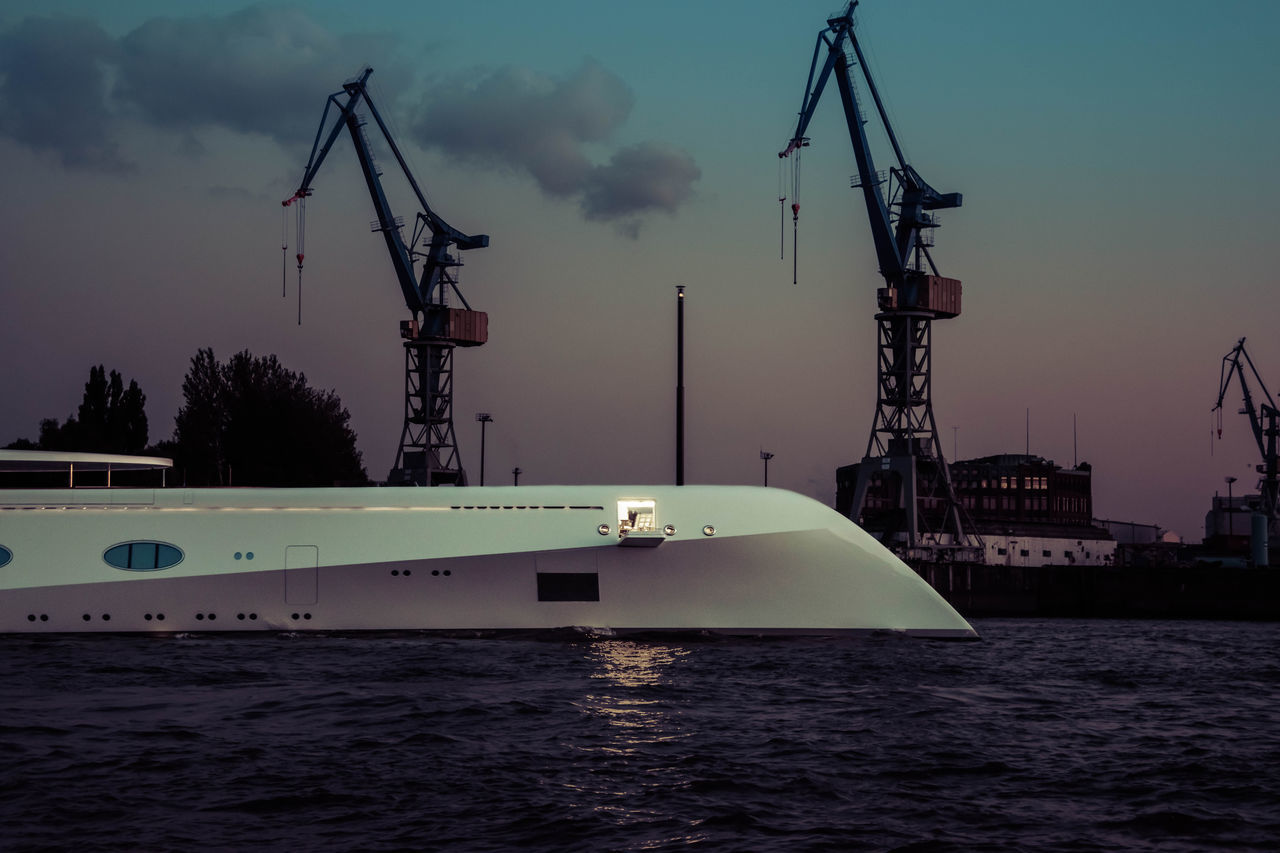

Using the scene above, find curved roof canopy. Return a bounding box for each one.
[0,450,173,473]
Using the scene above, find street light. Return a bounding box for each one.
[760,450,774,486]
[475,413,493,486]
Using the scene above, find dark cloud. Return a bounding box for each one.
[414,60,632,197]
[582,142,700,221]
[116,5,392,144]
[0,8,699,230]
[0,5,397,168]
[414,60,698,230]
[0,17,128,170]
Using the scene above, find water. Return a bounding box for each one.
[3,620,1279,852]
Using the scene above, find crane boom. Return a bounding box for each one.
[285,67,488,318]
[780,2,960,298]
[285,67,490,486]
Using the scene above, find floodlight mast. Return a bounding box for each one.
[779,2,977,557]
[285,67,489,486]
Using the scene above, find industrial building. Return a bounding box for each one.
[840,454,1116,567]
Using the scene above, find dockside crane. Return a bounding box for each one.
[284,67,488,486]
[1214,338,1279,535]
[779,2,976,557]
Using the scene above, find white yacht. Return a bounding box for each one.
[0,450,977,638]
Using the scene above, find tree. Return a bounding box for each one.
[5,365,149,453]
[172,348,368,487]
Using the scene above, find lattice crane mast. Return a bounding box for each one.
[284,67,488,486]
[779,1,975,556]
[1214,337,1279,533]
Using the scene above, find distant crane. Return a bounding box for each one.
[284,68,489,486]
[778,2,976,556]
[1214,337,1279,535]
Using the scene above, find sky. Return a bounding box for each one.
[2,0,1278,542]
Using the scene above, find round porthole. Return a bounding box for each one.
[598,523,611,536]
[664,525,676,536]
[702,525,716,536]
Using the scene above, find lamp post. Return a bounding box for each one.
[760,450,774,486]
[475,413,492,486]
[1226,476,1237,544]
[676,285,685,486]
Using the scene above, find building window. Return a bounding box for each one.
[997,547,1007,555]
[1020,549,1029,557]
[103,541,184,571]
[1042,550,1051,558]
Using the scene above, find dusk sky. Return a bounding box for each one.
[2,1,1277,541]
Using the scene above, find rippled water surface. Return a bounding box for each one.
[3,620,1280,851]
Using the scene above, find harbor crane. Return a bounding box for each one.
[779,1,976,557]
[284,68,488,486]
[1214,337,1279,536]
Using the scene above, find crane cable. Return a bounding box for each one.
[280,204,288,298]
[790,148,801,285]
[295,197,306,325]
[777,158,786,260]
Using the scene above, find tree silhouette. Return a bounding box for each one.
[172,348,367,487]
[9,365,149,453]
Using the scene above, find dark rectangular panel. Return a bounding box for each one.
[536,572,600,602]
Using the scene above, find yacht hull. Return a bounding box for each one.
[0,484,976,638]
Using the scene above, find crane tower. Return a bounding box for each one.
[285,68,488,486]
[780,2,978,558]
[1214,337,1280,539]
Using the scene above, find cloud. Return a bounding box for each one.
[414,59,698,231]
[0,5,397,167]
[0,17,128,170]
[0,9,699,230]
[116,5,392,144]
[582,142,701,221]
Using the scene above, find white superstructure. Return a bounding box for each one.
[0,451,977,638]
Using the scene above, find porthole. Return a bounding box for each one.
[664,524,676,536]
[702,525,717,536]
[104,541,184,572]
[0,545,11,568]
[598,523,611,536]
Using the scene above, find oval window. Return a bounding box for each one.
[0,545,11,568]
[104,541,184,571]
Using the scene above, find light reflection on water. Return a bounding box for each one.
[565,641,699,843]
